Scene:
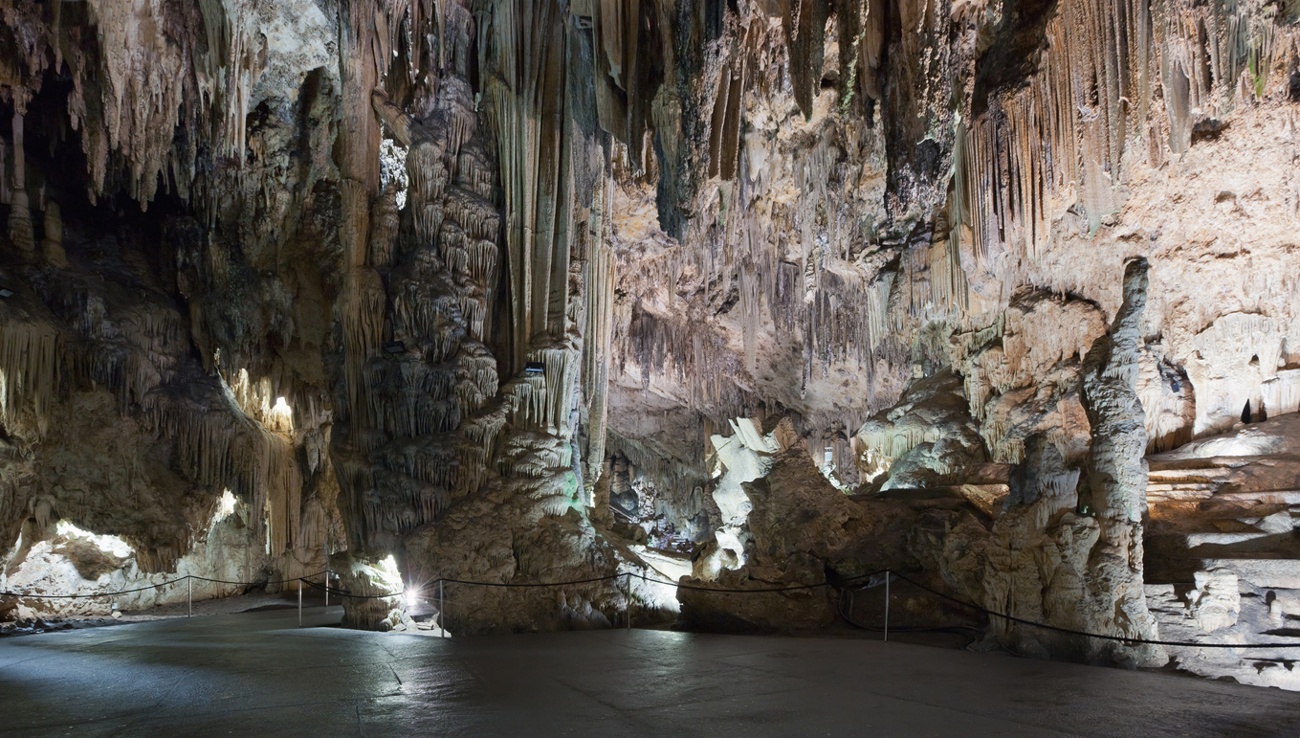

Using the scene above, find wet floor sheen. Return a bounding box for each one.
[0,607,1297,737]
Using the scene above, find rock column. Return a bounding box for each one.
[7,111,33,253]
[982,259,1165,667]
[1077,257,1165,666]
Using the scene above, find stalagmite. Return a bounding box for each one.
[1074,258,1165,666]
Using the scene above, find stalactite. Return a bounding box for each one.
[480,0,575,373]
[625,306,756,421]
[786,0,828,120]
[0,321,60,438]
[588,0,658,166]
[577,174,617,490]
[961,0,1290,276]
[340,268,387,430]
[41,200,67,268]
[0,0,297,207]
[144,392,302,559]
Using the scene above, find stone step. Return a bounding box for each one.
[1146,485,1216,503]
[1194,557,1300,589]
[1148,491,1300,512]
[1147,459,1242,475]
[1206,490,1300,504]
[1146,549,1300,587]
[1147,470,1234,484]
[1147,482,1218,492]
[1183,531,1276,547]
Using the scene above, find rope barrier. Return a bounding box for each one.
[875,570,1300,650]
[0,571,331,600]
[835,587,982,637]
[633,570,1300,650]
[0,576,191,599]
[5,565,1300,650]
[301,573,631,600]
[636,570,889,593]
[438,574,620,588]
[187,571,329,587]
[299,578,397,600]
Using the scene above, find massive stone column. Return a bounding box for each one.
[1076,257,1165,667]
[983,259,1165,668]
[6,111,33,253]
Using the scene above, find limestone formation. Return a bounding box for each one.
[981,260,1166,667]
[1074,259,1165,665]
[855,369,986,490]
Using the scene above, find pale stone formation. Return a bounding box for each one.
[978,261,1166,667]
[855,369,986,490]
[1144,412,1300,688]
[40,201,66,268]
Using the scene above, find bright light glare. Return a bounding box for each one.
[404,588,420,608]
[268,396,294,432]
[55,520,133,558]
[212,489,238,525]
[374,554,404,595]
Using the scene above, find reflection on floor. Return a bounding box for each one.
[2,607,1299,737]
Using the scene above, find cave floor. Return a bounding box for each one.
[0,608,1297,737]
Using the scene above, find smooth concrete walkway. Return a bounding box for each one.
[1,607,1298,737]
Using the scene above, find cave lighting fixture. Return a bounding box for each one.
[524,361,545,375]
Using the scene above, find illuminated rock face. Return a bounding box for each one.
[0,0,1299,682]
[980,261,1165,668]
[1144,413,1300,689]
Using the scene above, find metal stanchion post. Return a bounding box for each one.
[883,572,890,642]
[187,576,192,618]
[298,579,303,628]
[439,580,446,639]
[625,573,632,631]
[324,570,329,608]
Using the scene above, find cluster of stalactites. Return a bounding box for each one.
[0,0,282,208]
[585,0,659,166]
[582,207,617,485]
[474,0,615,462]
[622,304,756,422]
[600,2,904,429]
[0,300,308,567]
[952,0,1295,275]
[479,0,586,375]
[148,402,302,557]
[0,320,60,440]
[332,1,538,552]
[604,429,709,504]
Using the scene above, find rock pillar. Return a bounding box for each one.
[1077,257,1165,666]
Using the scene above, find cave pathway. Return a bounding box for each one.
[0,608,1297,737]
